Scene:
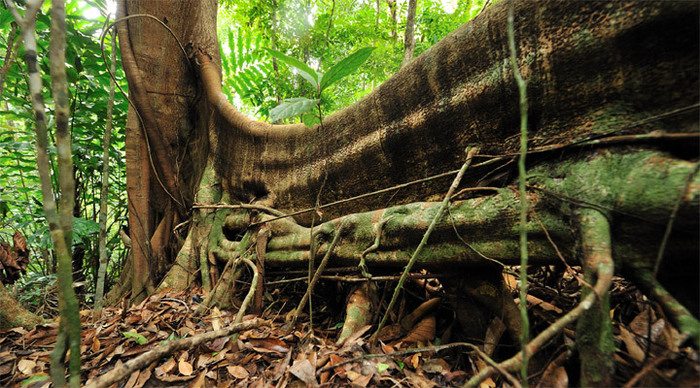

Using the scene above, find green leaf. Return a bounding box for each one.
[376,363,390,374]
[20,374,49,386]
[301,113,320,128]
[320,47,375,91]
[264,48,319,89]
[122,330,148,345]
[270,97,317,122]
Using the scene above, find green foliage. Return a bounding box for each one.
[122,330,148,345]
[0,0,128,307]
[220,27,276,116]
[320,47,375,90]
[266,47,374,122]
[218,0,488,121]
[270,97,318,122]
[265,48,319,90]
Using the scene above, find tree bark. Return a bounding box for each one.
[115,0,216,301]
[0,282,42,330]
[117,0,699,312]
[401,0,417,67]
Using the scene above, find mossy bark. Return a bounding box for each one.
[576,208,615,387]
[212,151,697,276]
[0,282,42,330]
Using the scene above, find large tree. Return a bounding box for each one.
[109,0,698,380]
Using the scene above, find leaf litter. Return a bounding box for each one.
[0,268,698,387]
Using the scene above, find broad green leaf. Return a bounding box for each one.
[270,97,317,122]
[376,363,390,374]
[264,48,319,89]
[301,113,320,128]
[320,47,375,91]
[20,374,49,386]
[122,330,148,345]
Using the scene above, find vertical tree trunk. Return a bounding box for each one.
[401,0,417,67]
[387,0,397,40]
[95,24,117,313]
[114,0,217,301]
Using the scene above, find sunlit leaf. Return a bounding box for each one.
[320,47,374,91]
[264,48,319,89]
[270,97,317,122]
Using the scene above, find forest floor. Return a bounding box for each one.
[1,268,698,387]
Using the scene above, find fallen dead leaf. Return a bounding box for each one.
[155,357,176,376]
[227,365,249,379]
[620,326,645,362]
[178,359,194,376]
[289,358,316,385]
[17,359,36,375]
[90,337,101,353]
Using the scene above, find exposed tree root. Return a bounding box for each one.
[465,208,615,387]
[627,268,700,346]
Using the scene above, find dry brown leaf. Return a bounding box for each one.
[408,353,421,369]
[247,338,289,353]
[289,358,316,385]
[483,318,506,357]
[620,326,645,362]
[537,365,568,388]
[90,337,101,353]
[17,359,36,375]
[189,371,206,388]
[399,315,435,344]
[422,358,450,375]
[155,357,176,376]
[227,365,249,379]
[135,367,152,388]
[179,359,194,376]
[123,370,140,388]
[205,336,229,352]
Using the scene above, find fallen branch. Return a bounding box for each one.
[85,318,266,388]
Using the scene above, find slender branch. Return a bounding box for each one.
[654,161,700,276]
[234,257,259,325]
[94,15,117,314]
[192,202,288,217]
[291,220,347,326]
[0,22,20,96]
[7,0,81,385]
[84,318,266,388]
[371,147,478,341]
[507,4,530,384]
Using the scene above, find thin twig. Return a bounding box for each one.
[465,208,615,387]
[371,147,479,342]
[507,4,530,384]
[266,272,452,285]
[192,203,288,217]
[291,221,347,326]
[653,161,700,276]
[234,257,259,325]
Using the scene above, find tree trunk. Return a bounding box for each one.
[401,0,417,67]
[115,0,698,317]
[114,0,216,301]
